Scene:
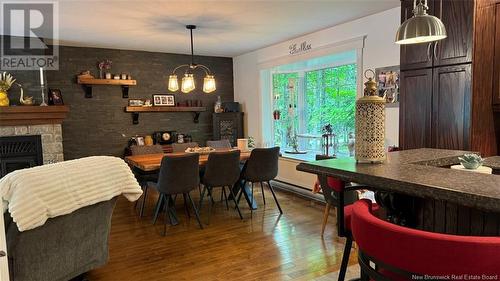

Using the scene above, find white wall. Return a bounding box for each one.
[233,7,401,188]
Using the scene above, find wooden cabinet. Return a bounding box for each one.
[399,0,481,152]
[399,69,433,149]
[400,0,435,70]
[212,112,243,147]
[433,0,474,67]
[493,3,500,106]
[432,64,472,150]
[400,0,473,70]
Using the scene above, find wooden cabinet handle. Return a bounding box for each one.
[427,43,433,61]
[0,251,5,257]
[434,42,439,60]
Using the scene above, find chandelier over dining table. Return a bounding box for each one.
[167,25,216,94]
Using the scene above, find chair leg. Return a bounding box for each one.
[139,184,149,217]
[228,185,243,220]
[207,186,213,224]
[187,193,203,229]
[236,180,246,204]
[338,236,353,281]
[199,185,207,211]
[260,182,266,205]
[222,187,229,210]
[250,182,254,218]
[162,195,171,236]
[183,194,191,218]
[321,203,331,237]
[152,194,164,225]
[267,181,283,214]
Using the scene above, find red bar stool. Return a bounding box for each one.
[351,199,500,280]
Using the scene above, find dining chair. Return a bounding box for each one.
[199,150,243,222]
[238,147,282,215]
[206,139,232,149]
[172,142,199,153]
[315,154,358,237]
[151,154,203,236]
[351,199,500,280]
[130,144,164,217]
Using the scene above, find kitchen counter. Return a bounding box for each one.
[484,156,500,174]
[297,148,500,213]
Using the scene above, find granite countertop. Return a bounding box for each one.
[484,156,500,170]
[296,148,500,213]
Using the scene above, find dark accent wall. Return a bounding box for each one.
[2,41,234,159]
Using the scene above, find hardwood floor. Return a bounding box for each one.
[87,187,357,281]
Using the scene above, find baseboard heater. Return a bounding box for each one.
[271,180,325,203]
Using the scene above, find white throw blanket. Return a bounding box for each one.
[0,156,143,231]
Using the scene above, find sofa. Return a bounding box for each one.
[4,197,118,281]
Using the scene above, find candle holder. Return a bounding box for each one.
[39,85,48,106]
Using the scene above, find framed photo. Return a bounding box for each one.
[375,65,400,105]
[48,88,64,105]
[135,136,145,146]
[128,99,144,106]
[153,94,175,106]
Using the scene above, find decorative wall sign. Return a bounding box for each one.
[289,41,312,55]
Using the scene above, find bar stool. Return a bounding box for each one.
[351,199,500,280]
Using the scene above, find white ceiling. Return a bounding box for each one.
[5,0,400,57]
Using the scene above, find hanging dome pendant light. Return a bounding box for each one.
[168,25,216,93]
[395,0,447,45]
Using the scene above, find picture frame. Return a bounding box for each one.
[153,94,175,106]
[48,88,64,105]
[375,65,400,105]
[128,99,144,106]
[135,136,145,146]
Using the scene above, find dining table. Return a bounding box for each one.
[125,149,258,210]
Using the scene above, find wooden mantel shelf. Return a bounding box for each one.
[0,105,70,126]
[124,106,206,124]
[77,77,137,99]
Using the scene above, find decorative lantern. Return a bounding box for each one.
[355,70,386,163]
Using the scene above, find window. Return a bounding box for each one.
[272,63,357,158]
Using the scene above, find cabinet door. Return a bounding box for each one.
[432,64,472,150]
[433,0,474,66]
[400,0,435,70]
[493,4,500,105]
[399,69,433,149]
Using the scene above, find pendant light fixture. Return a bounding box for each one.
[395,0,446,45]
[168,25,216,93]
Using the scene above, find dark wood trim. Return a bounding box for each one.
[0,105,69,125]
[471,0,499,156]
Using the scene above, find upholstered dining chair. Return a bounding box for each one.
[206,139,232,149]
[238,147,282,216]
[200,150,243,222]
[130,144,164,217]
[351,199,500,280]
[171,142,199,153]
[151,153,203,236]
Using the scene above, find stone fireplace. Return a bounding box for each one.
[0,106,69,171]
[0,124,64,165]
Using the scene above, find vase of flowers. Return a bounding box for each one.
[97,59,112,79]
[0,72,16,106]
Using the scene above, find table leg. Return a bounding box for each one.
[232,180,257,210]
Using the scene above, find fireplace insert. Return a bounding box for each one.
[0,135,43,178]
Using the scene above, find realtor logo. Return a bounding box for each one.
[1,1,59,70]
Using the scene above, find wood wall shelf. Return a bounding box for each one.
[124,106,207,124]
[77,77,137,98]
[0,105,69,126]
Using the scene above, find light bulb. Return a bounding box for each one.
[168,74,179,92]
[203,75,216,93]
[181,73,195,93]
